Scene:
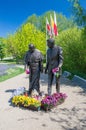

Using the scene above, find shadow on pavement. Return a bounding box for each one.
[40,73,86,95]
[5,89,16,93]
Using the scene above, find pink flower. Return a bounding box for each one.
[52,67,59,73]
[26,69,30,74]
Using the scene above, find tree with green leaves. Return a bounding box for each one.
[25,11,76,33]
[6,23,46,63]
[68,0,86,27]
[0,41,5,60]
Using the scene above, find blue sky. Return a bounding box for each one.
[0,0,86,37]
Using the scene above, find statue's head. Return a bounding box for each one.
[29,44,35,52]
[47,38,55,48]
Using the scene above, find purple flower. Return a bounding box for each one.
[41,92,67,107]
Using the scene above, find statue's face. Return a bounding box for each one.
[29,47,35,52]
[29,44,35,52]
[47,38,55,48]
[47,42,54,48]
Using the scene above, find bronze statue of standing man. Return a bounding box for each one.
[24,44,43,96]
[45,38,63,95]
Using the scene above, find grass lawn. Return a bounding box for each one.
[0,67,24,82]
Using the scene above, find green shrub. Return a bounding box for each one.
[56,27,86,76]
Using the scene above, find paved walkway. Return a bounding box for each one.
[0,73,86,130]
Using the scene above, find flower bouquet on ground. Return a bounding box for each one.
[52,93,67,105]
[11,95,41,111]
[41,95,55,111]
[11,90,67,111]
[41,93,67,111]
